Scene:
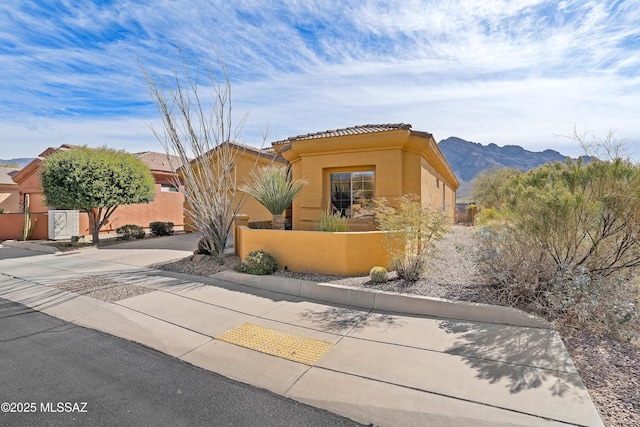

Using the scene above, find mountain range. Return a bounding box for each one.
[0,158,33,168]
[438,137,581,197]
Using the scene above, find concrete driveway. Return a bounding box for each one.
[100,232,202,252]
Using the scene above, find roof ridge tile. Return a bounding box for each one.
[273,123,412,145]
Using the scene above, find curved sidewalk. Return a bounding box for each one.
[0,235,603,426]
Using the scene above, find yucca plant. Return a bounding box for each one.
[241,164,306,230]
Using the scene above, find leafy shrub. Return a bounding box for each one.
[233,249,278,275]
[315,211,349,232]
[116,224,145,240]
[149,221,174,236]
[373,195,450,282]
[475,207,503,226]
[369,266,388,283]
[196,236,212,255]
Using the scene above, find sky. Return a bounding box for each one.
[1,0,639,160]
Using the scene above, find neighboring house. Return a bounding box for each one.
[0,167,20,212]
[197,123,459,231]
[7,145,185,239]
[182,142,287,231]
[108,151,186,232]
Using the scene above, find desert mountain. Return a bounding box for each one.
[0,158,34,168]
[438,137,577,197]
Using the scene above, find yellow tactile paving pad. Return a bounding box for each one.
[216,323,334,365]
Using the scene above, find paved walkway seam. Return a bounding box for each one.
[306,366,573,426]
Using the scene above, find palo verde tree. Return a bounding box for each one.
[142,52,256,263]
[241,164,306,230]
[471,166,520,210]
[40,146,155,245]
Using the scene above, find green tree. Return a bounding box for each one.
[41,146,155,245]
[241,164,305,230]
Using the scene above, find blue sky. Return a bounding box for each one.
[1,0,639,159]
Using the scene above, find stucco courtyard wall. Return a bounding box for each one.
[0,213,48,240]
[235,225,392,276]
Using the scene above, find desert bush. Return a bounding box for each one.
[475,207,504,226]
[149,221,174,236]
[547,268,639,342]
[315,211,349,232]
[369,266,389,283]
[476,224,562,306]
[374,194,450,282]
[116,224,145,240]
[233,249,277,275]
[474,156,640,340]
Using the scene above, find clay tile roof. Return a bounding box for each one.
[272,123,412,146]
[225,141,277,156]
[0,167,19,185]
[134,152,185,173]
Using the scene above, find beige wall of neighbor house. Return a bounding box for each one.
[0,167,20,213]
[274,124,459,230]
[0,189,18,212]
[0,185,19,213]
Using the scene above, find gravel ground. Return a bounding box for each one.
[51,276,154,302]
[50,225,637,426]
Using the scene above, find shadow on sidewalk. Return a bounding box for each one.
[439,320,586,398]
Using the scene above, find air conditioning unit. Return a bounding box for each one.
[48,210,80,240]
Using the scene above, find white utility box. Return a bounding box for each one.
[48,210,80,240]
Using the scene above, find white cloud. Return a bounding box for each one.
[0,0,639,161]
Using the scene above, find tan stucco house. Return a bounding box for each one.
[180,123,460,275]
[194,123,459,231]
[273,123,458,230]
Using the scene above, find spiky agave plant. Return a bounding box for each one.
[241,164,306,230]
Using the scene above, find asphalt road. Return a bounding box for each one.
[0,297,361,427]
[0,243,42,260]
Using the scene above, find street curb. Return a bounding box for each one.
[213,270,553,329]
[2,240,60,254]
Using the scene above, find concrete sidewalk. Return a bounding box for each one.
[0,236,603,426]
